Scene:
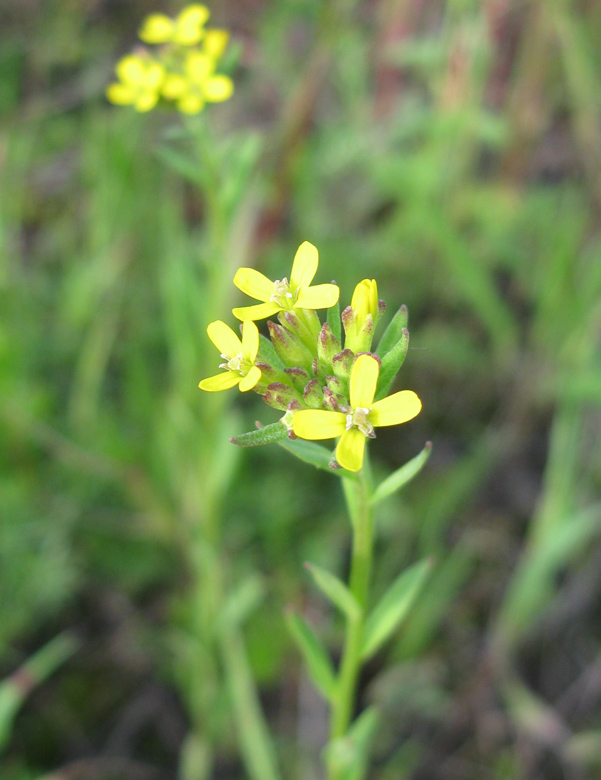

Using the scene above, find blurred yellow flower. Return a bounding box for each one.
[292,354,421,472]
[139,4,210,46]
[233,242,340,322]
[106,55,165,112]
[199,320,262,392]
[162,50,233,115]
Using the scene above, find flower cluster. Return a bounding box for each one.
[106,5,233,114]
[199,242,422,472]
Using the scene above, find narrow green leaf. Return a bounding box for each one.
[361,559,432,660]
[230,423,288,448]
[376,305,408,358]
[375,328,409,400]
[0,632,78,754]
[155,147,208,188]
[258,334,285,369]
[371,443,432,505]
[327,295,342,345]
[285,611,336,701]
[218,575,265,631]
[305,562,360,620]
[278,438,357,479]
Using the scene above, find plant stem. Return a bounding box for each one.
[330,458,374,743]
[220,625,282,780]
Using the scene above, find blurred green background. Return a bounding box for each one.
[2,0,601,778]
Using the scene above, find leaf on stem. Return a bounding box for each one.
[278,438,357,478]
[217,574,265,632]
[230,422,288,447]
[285,611,336,701]
[305,562,361,620]
[370,442,432,505]
[376,304,407,358]
[361,558,432,660]
[325,707,381,780]
[375,328,409,400]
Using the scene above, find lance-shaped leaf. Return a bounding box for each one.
[374,328,409,401]
[286,611,336,701]
[0,632,78,755]
[376,304,408,358]
[305,562,360,620]
[278,438,357,479]
[217,574,265,632]
[361,558,432,660]
[371,442,432,505]
[230,422,288,447]
[327,292,342,345]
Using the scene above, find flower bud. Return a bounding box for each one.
[263,382,302,411]
[268,321,314,373]
[283,367,311,393]
[343,279,381,353]
[332,349,354,385]
[303,378,324,409]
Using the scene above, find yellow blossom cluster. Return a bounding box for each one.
[106,5,233,114]
[199,242,422,473]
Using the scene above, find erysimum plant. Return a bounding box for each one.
[200,240,432,780]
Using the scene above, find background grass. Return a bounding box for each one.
[1,1,601,778]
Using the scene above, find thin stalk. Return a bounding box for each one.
[220,625,282,780]
[330,458,374,743]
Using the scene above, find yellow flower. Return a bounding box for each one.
[162,51,234,115]
[292,354,421,472]
[343,278,380,353]
[203,29,230,59]
[139,4,210,46]
[232,242,340,322]
[199,320,262,392]
[106,55,165,112]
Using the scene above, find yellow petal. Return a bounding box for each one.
[233,267,275,302]
[241,320,260,362]
[239,365,261,392]
[135,90,160,112]
[139,14,174,44]
[178,93,205,114]
[290,241,318,289]
[204,29,229,58]
[292,410,346,440]
[204,75,234,102]
[162,74,188,99]
[232,302,281,321]
[349,354,379,409]
[335,429,366,472]
[175,4,210,45]
[207,320,242,357]
[116,56,145,86]
[351,279,370,320]
[295,283,340,310]
[368,279,378,317]
[199,371,241,392]
[106,84,135,105]
[144,63,165,89]
[186,51,212,82]
[370,390,422,427]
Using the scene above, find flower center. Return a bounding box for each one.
[270,277,295,309]
[220,352,249,376]
[345,406,376,438]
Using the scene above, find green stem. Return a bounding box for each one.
[330,459,374,743]
[220,626,282,780]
